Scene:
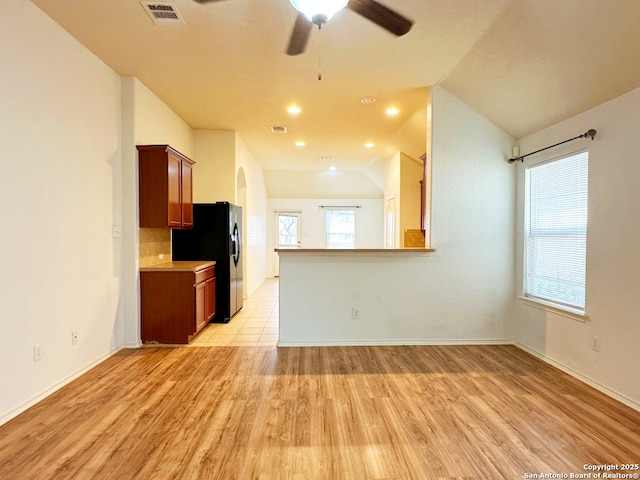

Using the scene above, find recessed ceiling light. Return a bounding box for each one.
[385,107,400,116]
[364,142,375,148]
[360,97,376,104]
[295,141,305,147]
[287,106,302,114]
[328,166,337,171]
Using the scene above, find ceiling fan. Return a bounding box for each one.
[286,0,413,55]
[193,0,414,56]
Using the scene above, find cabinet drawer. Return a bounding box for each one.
[194,266,215,284]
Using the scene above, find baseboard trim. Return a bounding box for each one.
[277,338,513,347]
[0,347,123,427]
[514,342,640,413]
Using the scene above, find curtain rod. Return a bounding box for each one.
[509,129,596,164]
[318,205,362,209]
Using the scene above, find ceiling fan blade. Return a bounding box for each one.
[286,13,313,56]
[347,0,413,37]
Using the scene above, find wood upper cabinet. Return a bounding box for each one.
[181,159,193,228]
[137,145,195,229]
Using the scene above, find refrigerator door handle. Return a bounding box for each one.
[232,223,240,266]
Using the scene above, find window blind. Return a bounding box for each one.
[525,151,589,310]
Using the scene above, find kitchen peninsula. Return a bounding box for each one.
[275,248,438,346]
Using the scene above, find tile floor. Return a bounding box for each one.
[191,277,279,346]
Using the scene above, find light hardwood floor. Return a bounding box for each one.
[1,342,639,479]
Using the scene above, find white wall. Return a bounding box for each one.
[264,170,383,199]
[235,134,269,297]
[430,86,516,339]
[131,81,194,157]
[193,130,236,203]
[278,86,516,345]
[120,77,194,348]
[514,86,640,409]
[0,1,123,423]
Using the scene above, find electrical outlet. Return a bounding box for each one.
[591,335,601,352]
[33,344,42,362]
[71,330,79,345]
[159,253,164,260]
[352,307,360,319]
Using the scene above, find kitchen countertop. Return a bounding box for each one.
[139,261,215,272]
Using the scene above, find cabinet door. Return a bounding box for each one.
[205,277,216,321]
[138,145,195,229]
[195,281,207,333]
[167,153,182,228]
[181,160,193,228]
[141,270,196,344]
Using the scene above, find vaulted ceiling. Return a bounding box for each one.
[31,0,640,173]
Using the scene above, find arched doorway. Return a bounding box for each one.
[236,168,247,299]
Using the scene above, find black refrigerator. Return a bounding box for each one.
[172,202,243,323]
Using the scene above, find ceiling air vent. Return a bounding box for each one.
[271,126,288,134]
[141,2,185,26]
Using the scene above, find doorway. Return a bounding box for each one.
[274,211,301,276]
[385,196,396,248]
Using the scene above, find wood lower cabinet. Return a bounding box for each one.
[137,145,194,229]
[140,262,215,344]
[194,266,216,333]
[205,276,216,326]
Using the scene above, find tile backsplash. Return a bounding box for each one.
[139,228,171,267]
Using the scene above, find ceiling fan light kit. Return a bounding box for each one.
[289,0,348,25]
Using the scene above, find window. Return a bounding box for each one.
[325,209,355,248]
[524,151,589,312]
[277,212,301,248]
